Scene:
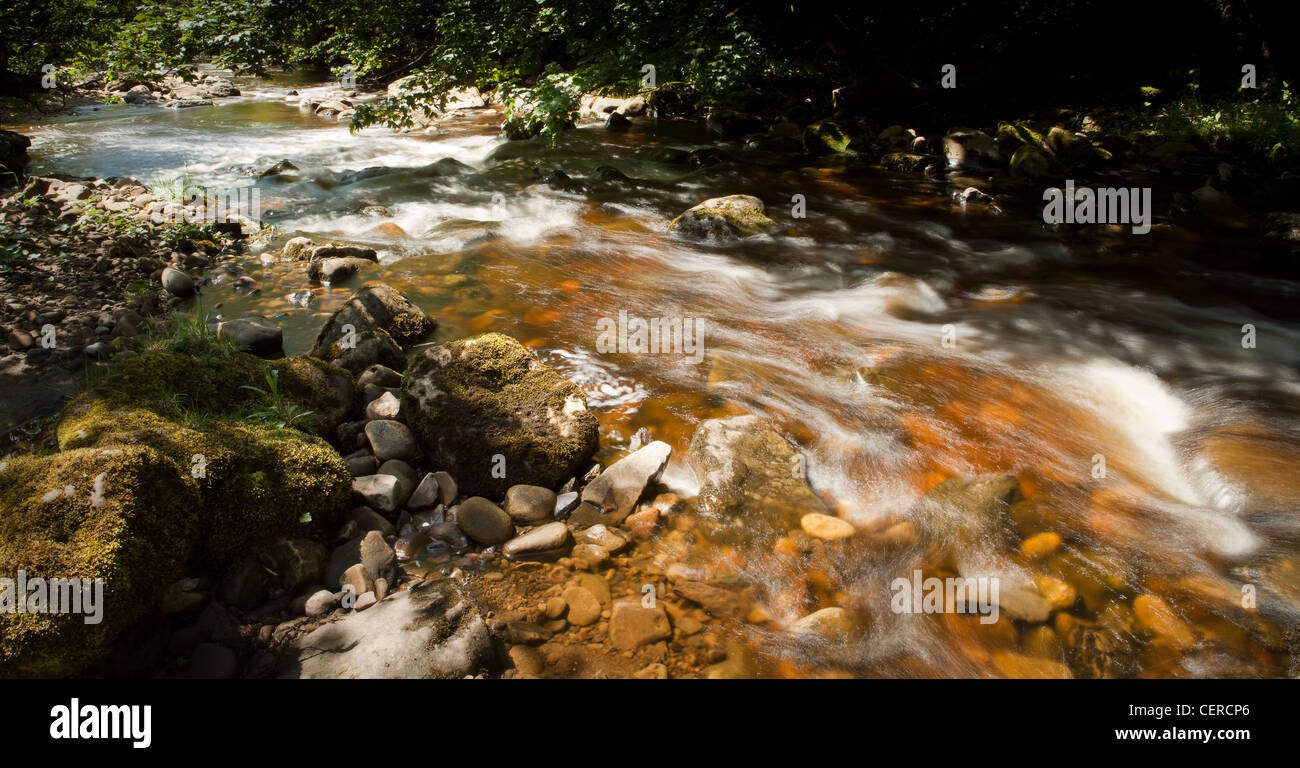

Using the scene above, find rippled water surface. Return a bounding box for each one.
[19,71,1300,677]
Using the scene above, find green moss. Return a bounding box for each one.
[0,446,200,677]
[56,348,352,566]
[402,332,598,496]
[668,194,778,239]
[803,120,852,155]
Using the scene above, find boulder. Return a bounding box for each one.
[216,315,284,359]
[943,129,1001,170]
[0,446,201,676]
[668,195,778,240]
[310,284,435,358]
[278,580,495,678]
[456,497,515,545]
[686,415,829,540]
[400,333,598,497]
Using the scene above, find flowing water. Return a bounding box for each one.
[17,70,1300,677]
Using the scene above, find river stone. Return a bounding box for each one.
[433,471,458,505]
[310,244,378,262]
[374,461,415,510]
[456,496,514,545]
[910,475,1022,571]
[686,415,829,540]
[400,333,599,497]
[575,523,627,554]
[365,391,401,420]
[160,266,195,297]
[345,454,378,477]
[668,195,777,240]
[407,472,441,511]
[308,256,374,283]
[579,440,671,522]
[800,512,855,540]
[562,586,602,626]
[278,580,494,678]
[364,419,419,463]
[311,283,435,356]
[792,607,853,642]
[503,521,572,561]
[357,363,403,391]
[304,589,339,617]
[327,330,407,376]
[505,484,557,524]
[280,236,314,261]
[609,599,671,650]
[216,315,283,359]
[358,529,396,583]
[340,562,374,598]
[352,473,401,514]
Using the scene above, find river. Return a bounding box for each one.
[16,69,1300,677]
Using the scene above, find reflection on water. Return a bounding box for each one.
[20,71,1300,677]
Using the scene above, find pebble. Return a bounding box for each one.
[305,589,339,617]
[800,512,855,540]
[562,586,602,626]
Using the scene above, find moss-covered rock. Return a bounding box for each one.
[55,348,352,565]
[802,120,852,155]
[310,284,435,367]
[0,129,31,184]
[400,332,598,497]
[668,195,778,240]
[0,446,201,677]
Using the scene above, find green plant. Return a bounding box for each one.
[239,369,315,429]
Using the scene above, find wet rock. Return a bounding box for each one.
[308,256,375,283]
[310,283,435,355]
[280,236,314,261]
[562,586,602,626]
[456,496,514,545]
[216,315,283,359]
[791,606,853,642]
[505,484,557,524]
[672,580,746,618]
[800,512,855,540]
[1132,594,1196,650]
[991,651,1072,679]
[395,531,431,561]
[364,419,420,463]
[575,523,627,554]
[278,580,494,678]
[401,333,598,497]
[503,521,571,561]
[609,599,671,650]
[509,645,545,675]
[579,440,671,523]
[668,195,778,240]
[626,507,660,540]
[432,471,458,506]
[686,415,829,538]
[910,474,1022,570]
[554,490,579,518]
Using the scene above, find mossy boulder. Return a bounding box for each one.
[802,120,852,155]
[400,333,599,497]
[0,129,31,184]
[0,446,201,677]
[55,348,353,565]
[668,195,778,240]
